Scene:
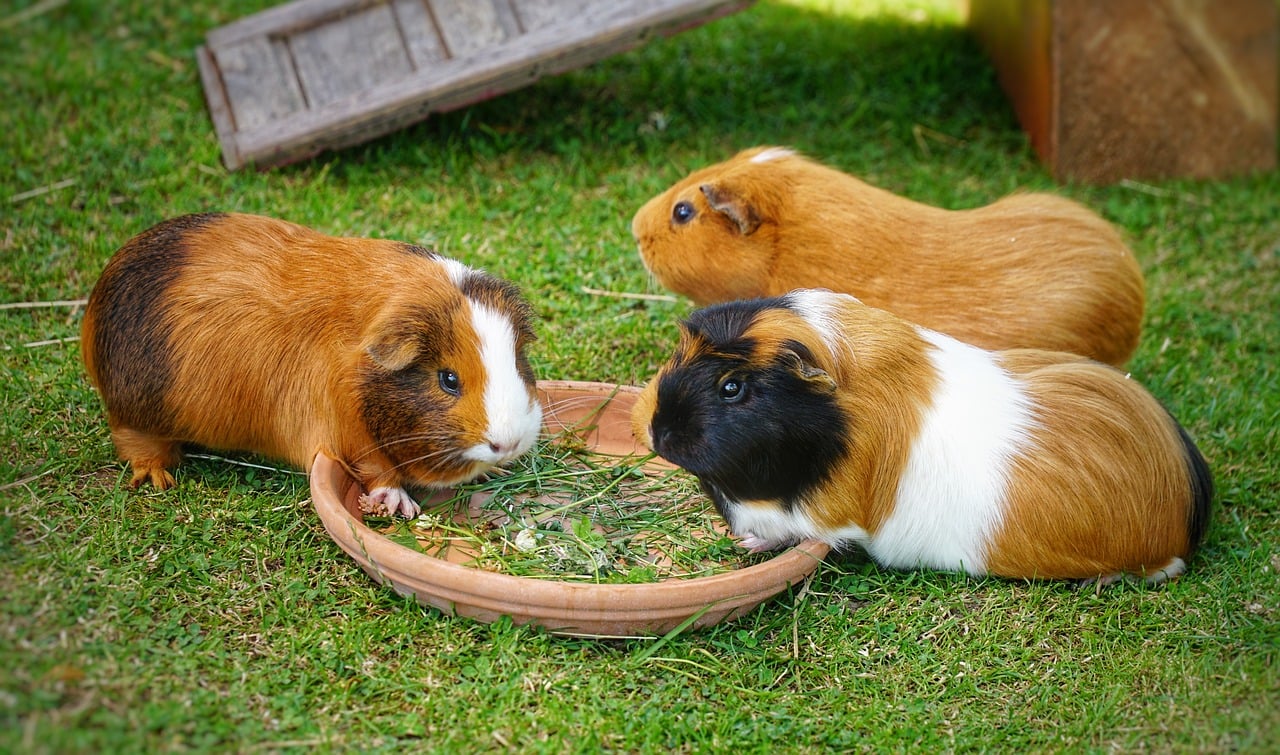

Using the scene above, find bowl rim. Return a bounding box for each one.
[310,379,831,636]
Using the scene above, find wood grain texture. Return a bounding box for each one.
[290,3,413,108]
[967,0,1277,184]
[213,36,307,132]
[197,0,755,170]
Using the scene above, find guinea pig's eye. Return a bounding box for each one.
[438,369,461,397]
[672,200,696,225]
[719,378,746,403]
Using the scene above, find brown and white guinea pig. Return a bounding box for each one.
[81,212,542,518]
[631,289,1212,585]
[631,146,1146,367]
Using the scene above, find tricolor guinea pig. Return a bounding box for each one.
[81,212,542,517]
[632,290,1212,585]
[631,146,1146,367]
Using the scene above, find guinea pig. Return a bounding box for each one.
[631,146,1146,367]
[632,289,1212,585]
[81,212,542,518]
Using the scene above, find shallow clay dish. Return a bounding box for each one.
[310,380,830,638]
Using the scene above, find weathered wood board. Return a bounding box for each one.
[966,0,1277,184]
[197,0,754,170]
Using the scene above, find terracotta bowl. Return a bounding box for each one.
[310,380,830,638]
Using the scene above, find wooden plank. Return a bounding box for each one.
[392,0,448,68]
[290,3,413,107]
[290,0,741,134]
[199,0,756,169]
[427,0,520,58]
[195,44,244,168]
[206,0,386,47]
[514,0,595,33]
[212,36,307,133]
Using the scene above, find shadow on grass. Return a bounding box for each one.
[292,3,1022,186]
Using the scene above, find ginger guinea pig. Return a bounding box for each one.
[632,290,1211,585]
[631,146,1145,367]
[81,212,542,517]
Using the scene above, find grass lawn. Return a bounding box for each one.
[3,0,1277,751]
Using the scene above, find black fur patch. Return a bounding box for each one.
[359,356,458,473]
[1174,420,1214,555]
[650,299,848,513]
[357,296,460,473]
[88,213,225,432]
[397,242,438,259]
[678,297,784,361]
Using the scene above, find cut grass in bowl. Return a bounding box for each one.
[363,436,766,584]
[310,380,830,638]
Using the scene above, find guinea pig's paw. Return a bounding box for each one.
[1142,557,1187,586]
[1079,558,1187,590]
[366,486,421,519]
[737,533,791,553]
[128,464,176,491]
[1077,572,1126,591]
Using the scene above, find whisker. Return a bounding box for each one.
[350,432,455,463]
[362,445,456,470]
[538,394,623,429]
[383,449,467,477]
[537,398,583,416]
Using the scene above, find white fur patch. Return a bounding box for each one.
[463,301,542,466]
[864,329,1036,574]
[749,147,796,164]
[723,499,847,550]
[785,289,858,356]
[437,256,473,288]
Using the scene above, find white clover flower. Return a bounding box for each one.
[513,528,539,552]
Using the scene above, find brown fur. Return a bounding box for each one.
[985,352,1198,580]
[632,146,1146,366]
[82,213,530,494]
[795,304,938,536]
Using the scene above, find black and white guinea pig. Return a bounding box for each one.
[81,212,542,517]
[631,290,1212,585]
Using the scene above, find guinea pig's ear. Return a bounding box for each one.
[364,332,418,371]
[782,348,837,394]
[629,374,660,450]
[361,304,444,371]
[700,183,760,236]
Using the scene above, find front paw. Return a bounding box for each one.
[364,486,421,519]
[737,533,790,554]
